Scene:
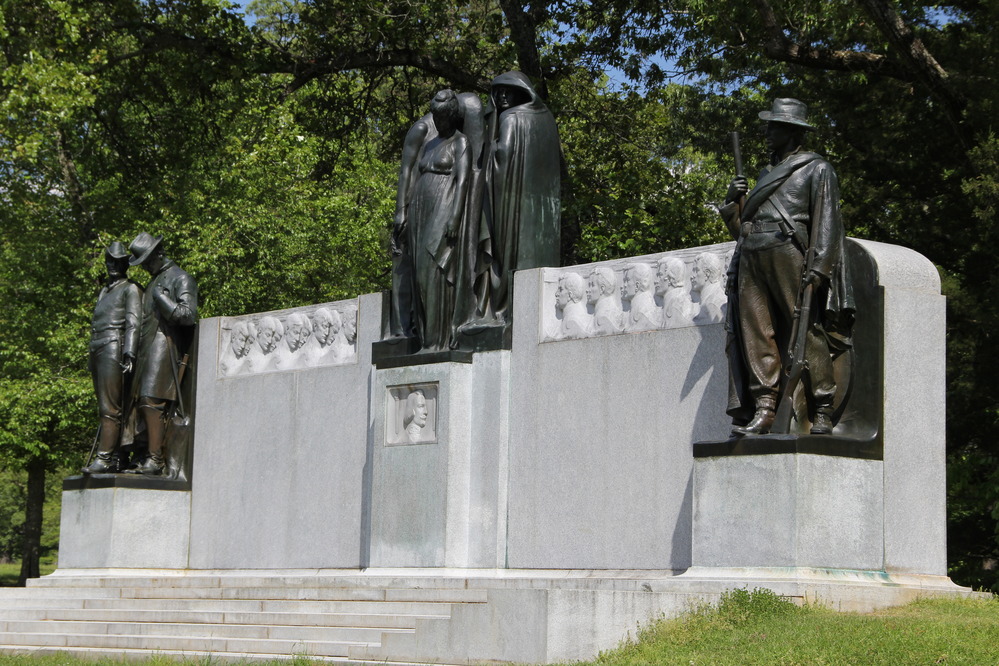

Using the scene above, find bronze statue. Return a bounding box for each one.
[392,90,483,350]
[128,232,198,475]
[721,99,854,436]
[473,71,561,326]
[395,90,473,350]
[82,242,142,474]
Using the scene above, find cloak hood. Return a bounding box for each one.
[490,71,548,113]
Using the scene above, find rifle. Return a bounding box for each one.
[727,132,746,239]
[773,246,816,433]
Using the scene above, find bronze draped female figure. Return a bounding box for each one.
[398,89,473,351]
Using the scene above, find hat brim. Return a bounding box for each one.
[105,247,130,260]
[129,235,163,266]
[759,111,814,130]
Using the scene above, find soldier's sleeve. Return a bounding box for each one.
[122,283,142,359]
[808,160,843,279]
[167,273,198,327]
[718,201,742,240]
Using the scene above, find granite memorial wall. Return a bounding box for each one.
[60,238,946,578]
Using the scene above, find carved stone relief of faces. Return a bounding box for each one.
[255,316,283,355]
[285,313,312,353]
[590,267,617,299]
[230,322,254,359]
[311,308,342,347]
[622,269,637,301]
[341,308,357,344]
[586,272,602,305]
[690,261,707,294]
[556,279,571,310]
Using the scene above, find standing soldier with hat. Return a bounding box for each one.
[128,232,198,475]
[721,98,854,436]
[83,242,143,474]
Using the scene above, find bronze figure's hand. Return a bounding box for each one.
[725,177,748,204]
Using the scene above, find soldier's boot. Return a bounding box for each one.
[811,406,834,435]
[82,452,116,474]
[138,452,165,476]
[83,418,121,474]
[732,407,775,436]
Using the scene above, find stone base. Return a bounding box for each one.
[693,453,884,570]
[17,568,980,664]
[58,487,191,569]
[369,351,511,569]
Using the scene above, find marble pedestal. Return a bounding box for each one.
[368,351,511,568]
[693,453,884,570]
[58,486,191,569]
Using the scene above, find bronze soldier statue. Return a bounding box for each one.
[721,99,854,436]
[128,232,198,475]
[82,242,142,474]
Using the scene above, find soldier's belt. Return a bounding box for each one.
[742,220,806,236]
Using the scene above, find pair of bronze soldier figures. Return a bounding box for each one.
[83,232,198,476]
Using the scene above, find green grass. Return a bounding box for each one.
[592,588,999,665]
[0,589,994,665]
[0,561,57,587]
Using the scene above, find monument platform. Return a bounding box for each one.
[0,568,977,664]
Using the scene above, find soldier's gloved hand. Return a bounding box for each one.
[122,354,134,374]
[725,177,748,204]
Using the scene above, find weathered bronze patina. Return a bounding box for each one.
[82,242,142,474]
[129,232,199,475]
[473,71,561,327]
[721,99,854,436]
[385,72,561,359]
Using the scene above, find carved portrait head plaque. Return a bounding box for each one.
[386,383,438,445]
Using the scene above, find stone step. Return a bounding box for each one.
[0,596,458,616]
[0,644,456,665]
[0,586,487,603]
[117,586,487,603]
[0,619,411,643]
[0,631,372,657]
[26,574,491,589]
[0,607,448,627]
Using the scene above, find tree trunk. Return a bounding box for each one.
[17,456,45,586]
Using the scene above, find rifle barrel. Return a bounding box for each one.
[730,131,744,178]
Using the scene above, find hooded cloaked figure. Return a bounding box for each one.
[475,71,561,323]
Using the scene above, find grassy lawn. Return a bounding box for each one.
[0,589,994,665]
[593,589,999,665]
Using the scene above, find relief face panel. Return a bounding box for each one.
[386,383,439,445]
[542,247,734,342]
[217,300,358,376]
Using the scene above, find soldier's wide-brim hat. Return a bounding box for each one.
[105,241,130,260]
[758,98,814,130]
[129,232,163,266]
